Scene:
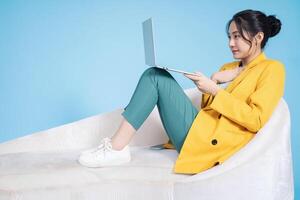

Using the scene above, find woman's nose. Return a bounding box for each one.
[229,38,235,48]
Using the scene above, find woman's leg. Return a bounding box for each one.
[112,67,199,153]
[110,118,136,150]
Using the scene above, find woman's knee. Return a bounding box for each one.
[141,67,171,78]
[141,67,155,76]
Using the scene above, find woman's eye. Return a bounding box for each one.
[228,35,241,39]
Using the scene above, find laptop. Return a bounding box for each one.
[142,18,198,76]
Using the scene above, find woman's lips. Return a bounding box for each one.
[232,50,239,54]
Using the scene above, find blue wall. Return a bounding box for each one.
[1,0,299,196]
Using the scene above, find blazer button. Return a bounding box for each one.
[211,139,218,145]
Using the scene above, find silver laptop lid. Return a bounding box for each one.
[142,18,156,67]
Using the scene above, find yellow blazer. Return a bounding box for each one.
[170,52,286,174]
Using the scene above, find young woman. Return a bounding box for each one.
[78,9,285,174]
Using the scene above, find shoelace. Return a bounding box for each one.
[92,137,113,156]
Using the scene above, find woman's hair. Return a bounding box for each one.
[226,9,282,49]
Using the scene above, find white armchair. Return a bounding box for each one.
[0,87,294,200]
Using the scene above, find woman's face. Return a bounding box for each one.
[228,21,258,60]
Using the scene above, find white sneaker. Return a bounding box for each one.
[78,137,131,167]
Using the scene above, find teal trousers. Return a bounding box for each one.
[122,67,199,153]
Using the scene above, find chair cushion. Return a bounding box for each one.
[0,146,190,200]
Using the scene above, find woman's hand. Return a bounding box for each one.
[210,68,241,84]
[184,72,221,96]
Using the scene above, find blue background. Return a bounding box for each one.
[0,0,299,197]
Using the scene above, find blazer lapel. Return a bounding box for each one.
[201,52,267,111]
[225,52,267,93]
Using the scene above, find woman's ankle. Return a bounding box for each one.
[111,139,127,151]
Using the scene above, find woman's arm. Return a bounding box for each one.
[210,67,242,84]
[201,64,230,109]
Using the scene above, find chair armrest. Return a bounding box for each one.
[178,98,291,183]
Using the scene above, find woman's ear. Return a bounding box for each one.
[255,32,264,43]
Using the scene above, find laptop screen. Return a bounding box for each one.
[142,18,156,67]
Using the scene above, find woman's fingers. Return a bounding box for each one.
[211,78,218,84]
[194,71,204,76]
[183,73,201,81]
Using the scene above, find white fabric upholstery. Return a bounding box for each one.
[0,87,294,200]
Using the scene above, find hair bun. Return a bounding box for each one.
[267,15,281,37]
